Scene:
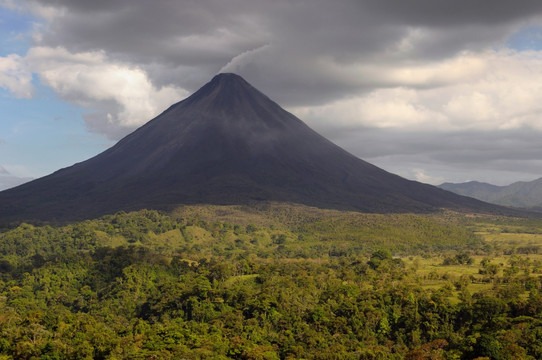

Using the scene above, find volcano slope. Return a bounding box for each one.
[0,73,517,223]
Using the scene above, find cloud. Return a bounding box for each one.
[412,169,445,185]
[326,128,542,186]
[289,49,542,136]
[7,0,542,129]
[26,46,188,139]
[362,0,542,27]
[15,0,541,101]
[0,54,33,97]
[3,0,542,183]
[0,165,33,190]
[0,175,33,191]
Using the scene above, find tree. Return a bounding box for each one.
[367,249,393,269]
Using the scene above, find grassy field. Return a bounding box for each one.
[399,215,542,303]
[170,205,542,306]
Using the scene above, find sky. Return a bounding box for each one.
[3,1,542,191]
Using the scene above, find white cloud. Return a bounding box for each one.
[443,92,498,127]
[25,46,189,138]
[382,52,487,87]
[0,46,189,139]
[291,49,542,134]
[0,175,33,191]
[0,54,34,98]
[0,163,34,190]
[412,169,445,185]
[1,164,35,178]
[292,87,446,131]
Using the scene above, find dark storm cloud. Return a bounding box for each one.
[363,0,542,27]
[337,129,542,161]
[359,0,542,60]
[17,0,542,184]
[30,0,542,100]
[33,0,272,89]
[328,127,542,184]
[25,0,542,117]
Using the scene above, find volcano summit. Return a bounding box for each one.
[0,73,508,222]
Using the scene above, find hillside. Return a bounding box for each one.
[439,177,542,209]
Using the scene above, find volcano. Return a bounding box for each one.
[0,73,513,222]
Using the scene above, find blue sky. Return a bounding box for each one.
[3,0,542,190]
[506,26,542,51]
[0,5,114,187]
[0,6,109,182]
[1,84,112,175]
[0,5,32,55]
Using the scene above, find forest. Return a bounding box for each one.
[0,204,541,359]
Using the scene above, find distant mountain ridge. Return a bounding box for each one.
[0,73,522,223]
[439,177,542,209]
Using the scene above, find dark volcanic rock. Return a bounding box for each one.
[0,73,517,222]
